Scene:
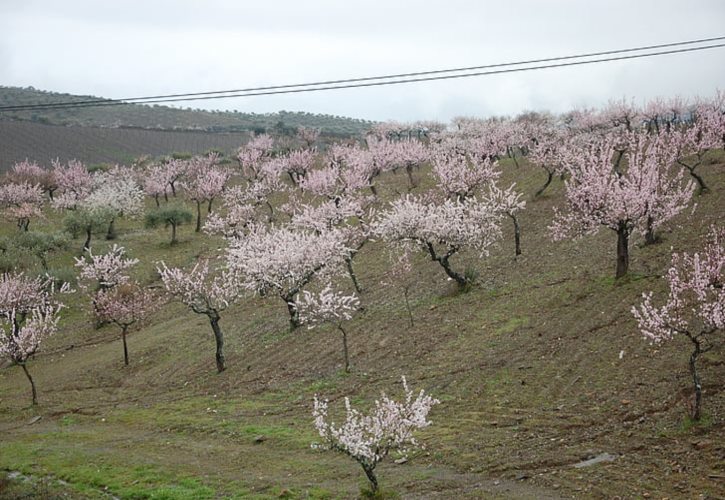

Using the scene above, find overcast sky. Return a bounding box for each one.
[1,0,724,122]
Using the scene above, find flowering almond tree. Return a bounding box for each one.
[50,159,93,210]
[83,166,145,239]
[227,225,350,329]
[374,195,502,288]
[184,155,231,232]
[0,182,45,231]
[94,283,161,366]
[295,285,360,372]
[158,260,242,372]
[0,273,66,405]
[6,160,57,199]
[488,182,526,256]
[312,376,439,494]
[430,141,499,201]
[550,134,695,278]
[632,227,724,420]
[75,244,139,292]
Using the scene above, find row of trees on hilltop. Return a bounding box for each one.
[0,95,723,493]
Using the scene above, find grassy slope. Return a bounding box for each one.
[0,154,723,499]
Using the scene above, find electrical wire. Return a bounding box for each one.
[1,37,724,112]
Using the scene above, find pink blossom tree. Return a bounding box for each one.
[430,141,499,200]
[667,108,722,194]
[488,182,526,256]
[75,244,139,292]
[7,160,57,200]
[374,194,502,288]
[184,155,231,232]
[312,376,439,494]
[227,225,350,329]
[237,134,275,181]
[0,182,45,231]
[297,126,320,148]
[0,273,65,405]
[632,226,724,420]
[550,133,695,278]
[158,260,242,372]
[295,285,360,372]
[94,283,161,366]
[83,166,145,239]
[50,159,93,210]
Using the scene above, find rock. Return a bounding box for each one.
[515,472,530,480]
[27,415,41,425]
[253,435,266,444]
[691,439,712,450]
[394,457,408,465]
[573,453,617,468]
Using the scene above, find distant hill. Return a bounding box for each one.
[0,86,375,136]
[0,121,251,169]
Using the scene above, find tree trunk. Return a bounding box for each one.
[678,159,709,194]
[170,222,177,245]
[106,218,116,240]
[122,325,129,366]
[615,224,629,279]
[345,256,362,293]
[688,336,703,421]
[510,213,522,256]
[207,198,213,214]
[369,183,378,197]
[285,297,301,330]
[154,195,160,207]
[20,363,37,406]
[195,201,202,232]
[164,191,169,203]
[209,315,226,373]
[362,465,378,494]
[426,243,468,287]
[535,169,553,198]
[405,165,417,189]
[338,324,350,373]
[644,215,658,245]
[83,227,92,252]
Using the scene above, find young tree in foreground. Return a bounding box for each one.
[632,226,724,421]
[312,376,439,495]
[158,260,241,372]
[145,206,194,245]
[94,283,161,366]
[295,285,360,372]
[374,195,502,288]
[75,244,139,292]
[0,273,65,405]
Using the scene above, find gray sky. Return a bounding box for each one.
[2,0,724,122]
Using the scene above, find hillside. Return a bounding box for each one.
[0,121,250,169]
[0,152,723,498]
[0,86,374,136]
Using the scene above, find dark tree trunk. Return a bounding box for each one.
[688,335,703,421]
[362,465,378,494]
[369,183,378,197]
[345,255,362,293]
[154,194,160,207]
[338,324,350,373]
[122,325,129,366]
[616,224,630,279]
[510,213,522,256]
[195,201,202,232]
[426,243,468,287]
[83,227,92,252]
[209,315,226,373]
[20,363,37,406]
[405,164,418,189]
[678,159,708,194]
[207,198,213,213]
[285,297,301,330]
[164,191,169,203]
[170,222,178,245]
[106,218,116,240]
[535,169,554,198]
[170,182,177,197]
[644,215,658,245]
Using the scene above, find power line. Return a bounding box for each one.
[2,38,724,112]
